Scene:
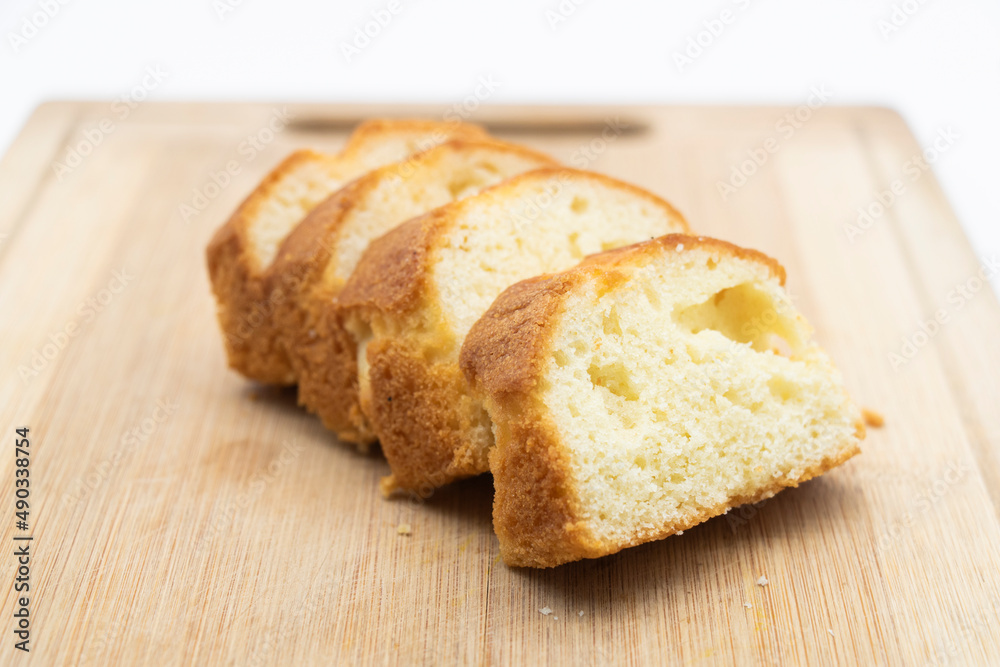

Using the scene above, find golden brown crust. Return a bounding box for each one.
[366,337,490,494]
[499,167,690,235]
[576,233,787,285]
[497,426,860,568]
[208,149,326,272]
[204,152,323,384]
[459,254,611,566]
[487,397,600,567]
[488,379,860,568]
[461,234,783,400]
[292,211,452,447]
[339,169,690,317]
[336,209,450,315]
[294,305,375,442]
[285,139,557,435]
[463,235,858,567]
[300,172,523,445]
[205,120,488,384]
[264,176,373,385]
[340,119,488,161]
[267,176,366,294]
[269,138,557,390]
[327,170,689,491]
[460,272,584,398]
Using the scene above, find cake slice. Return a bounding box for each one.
[206,119,488,384]
[266,138,557,415]
[460,234,865,567]
[332,168,689,491]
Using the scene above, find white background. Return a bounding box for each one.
[1,0,997,292]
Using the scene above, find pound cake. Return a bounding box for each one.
[460,235,864,567]
[333,168,689,492]
[266,138,557,415]
[206,119,488,384]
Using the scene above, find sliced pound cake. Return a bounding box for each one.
[460,235,865,567]
[206,119,488,384]
[266,138,557,418]
[332,168,689,492]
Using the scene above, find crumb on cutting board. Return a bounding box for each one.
[743,602,753,609]
[862,408,885,428]
[396,523,412,536]
[757,575,769,587]
[540,607,552,616]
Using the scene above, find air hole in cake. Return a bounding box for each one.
[448,173,484,198]
[643,284,661,308]
[567,232,584,259]
[348,321,375,407]
[762,332,794,358]
[723,387,761,412]
[587,361,640,401]
[570,196,589,214]
[602,306,623,336]
[673,282,801,356]
[768,376,797,402]
[477,161,500,175]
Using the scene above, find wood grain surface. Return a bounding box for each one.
[1,102,999,666]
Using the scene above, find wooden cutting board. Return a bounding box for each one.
[2,102,999,666]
